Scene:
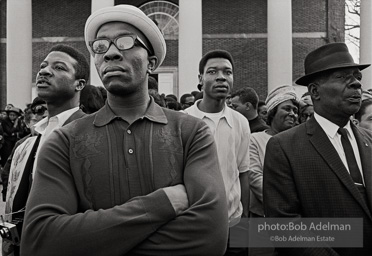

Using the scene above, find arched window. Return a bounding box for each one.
[139,1,179,40]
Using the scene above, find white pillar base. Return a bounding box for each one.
[90,0,115,87]
[7,0,32,108]
[267,0,293,93]
[178,0,203,97]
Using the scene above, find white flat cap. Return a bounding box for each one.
[84,4,166,70]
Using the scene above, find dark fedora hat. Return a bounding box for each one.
[296,42,370,86]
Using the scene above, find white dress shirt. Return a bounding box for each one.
[33,107,80,176]
[314,112,364,185]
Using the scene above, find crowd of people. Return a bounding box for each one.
[0,4,371,256]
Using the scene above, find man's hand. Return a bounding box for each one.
[163,184,189,215]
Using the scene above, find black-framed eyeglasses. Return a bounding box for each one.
[89,35,152,54]
[32,105,47,115]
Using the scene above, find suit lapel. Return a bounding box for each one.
[352,125,372,212]
[307,118,372,219]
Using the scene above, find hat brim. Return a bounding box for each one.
[5,110,20,115]
[295,63,370,86]
[85,5,166,70]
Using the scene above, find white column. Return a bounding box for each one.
[267,0,292,93]
[178,0,202,97]
[90,0,115,87]
[360,0,372,91]
[6,0,32,108]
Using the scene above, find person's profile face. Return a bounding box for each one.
[358,104,372,131]
[299,105,314,123]
[28,113,45,135]
[0,111,7,120]
[258,105,268,122]
[316,67,363,120]
[182,96,195,109]
[36,51,79,102]
[230,96,247,115]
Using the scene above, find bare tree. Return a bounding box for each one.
[345,0,360,48]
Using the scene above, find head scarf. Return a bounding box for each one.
[265,85,298,113]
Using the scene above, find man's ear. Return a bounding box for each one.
[198,74,203,90]
[148,56,158,73]
[308,83,319,101]
[76,79,86,91]
[351,117,359,126]
[245,102,252,110]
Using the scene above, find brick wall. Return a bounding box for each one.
[32,0,90,38]
[0,0,345,107]
[201,0,333,99]
[203,0,267,34]
[292,0,327,32]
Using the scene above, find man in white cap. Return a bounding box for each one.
[21,5,228,256]
[264,43,372,255]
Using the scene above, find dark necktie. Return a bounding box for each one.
[337,128,363,185]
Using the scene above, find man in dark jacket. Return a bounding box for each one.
[230,87,269,133]
[3,44,88,256]
[264,43,372,255]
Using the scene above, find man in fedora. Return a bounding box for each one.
[264,42,372,255]
[21,5,228,256]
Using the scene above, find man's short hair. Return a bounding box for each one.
[30,97,46,110]
[258,100,266,108]
[191,91,199,97]
[23,108,33,125]
[166,94,178,102]
[355,98,372,121]
[231,87,259,109]
[49,44,90,82]
[199,50,234,74]
[148,76,159,91]
[180,93,193,104]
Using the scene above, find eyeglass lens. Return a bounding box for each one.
[92,36,136,54]
[91,35,151,54]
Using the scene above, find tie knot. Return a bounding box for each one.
[337,127,348,138]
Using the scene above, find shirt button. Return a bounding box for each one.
[128,149,134,154]
[127,129,132,134]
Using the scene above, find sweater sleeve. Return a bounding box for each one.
[130,121,229,255]
[20,130,177,256]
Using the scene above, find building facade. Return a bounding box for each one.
[0,0,345,109]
